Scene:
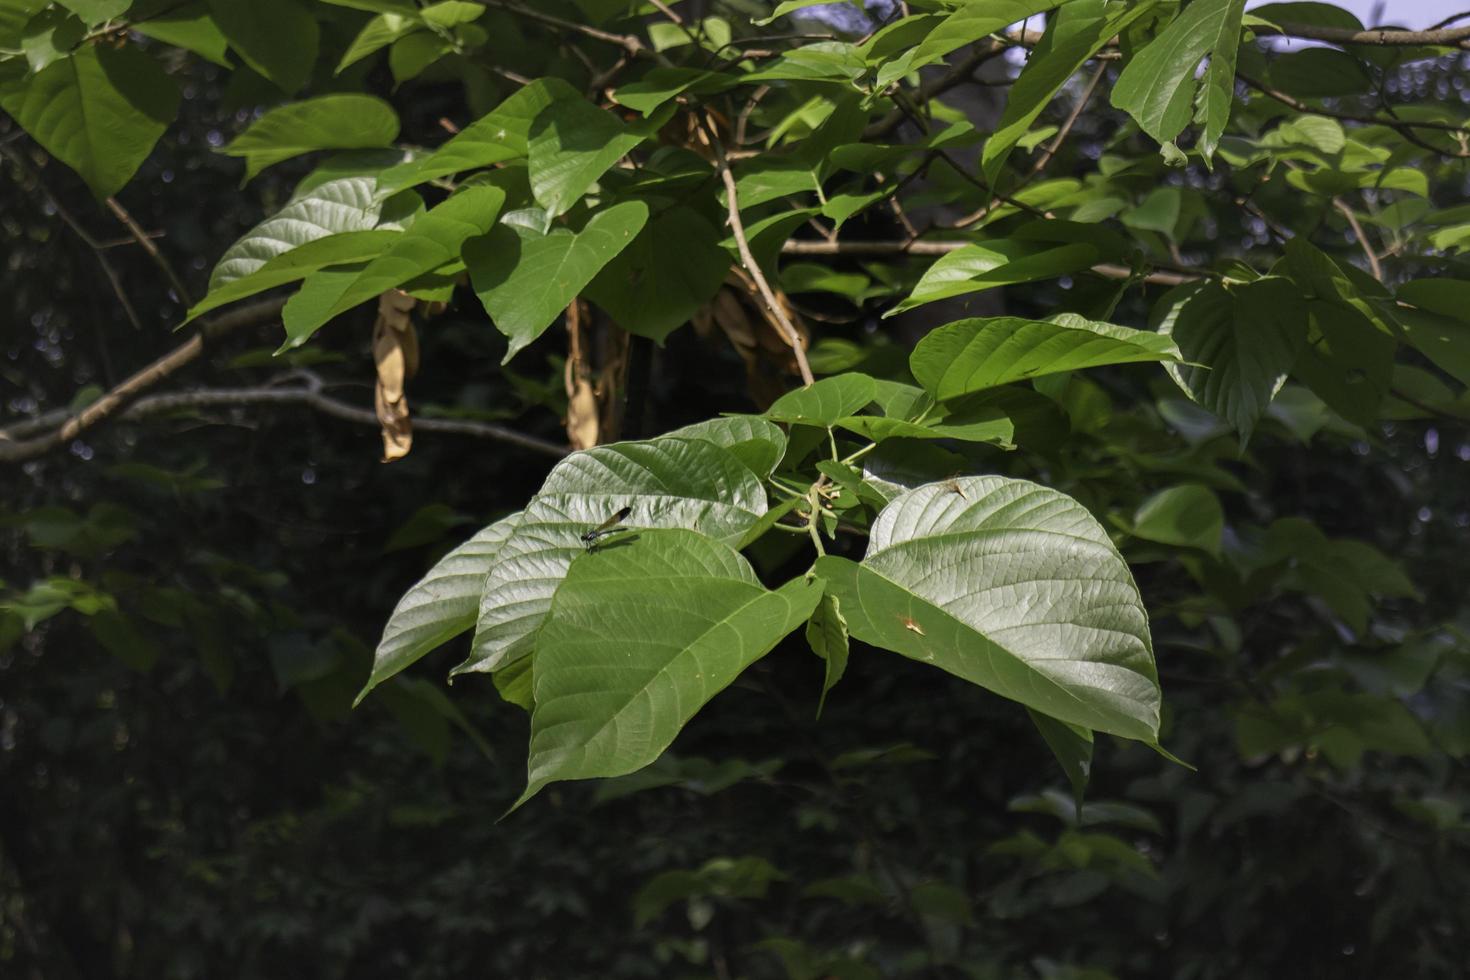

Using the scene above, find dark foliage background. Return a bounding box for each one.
[4,7,1470,980]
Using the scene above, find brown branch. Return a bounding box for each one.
[105,196,193,304]
[779,239,1198,286]
[109,381,571,458]
[700,115,815,386]
[0,297,287,464]
[1254,21,1470,49]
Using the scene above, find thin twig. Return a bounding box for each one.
[1024,61,1108,179]
[1239,72,1470,138]
[1,144,144,330]
[106,196,192,304]
[1429,9,1470,31]
[0,297,287,464]
[864,38,1010,140]
[699,115,814,386]
[473,0,672,65]
[1333,199,1384,280]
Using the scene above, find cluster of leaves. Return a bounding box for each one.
[4,0,1470,977]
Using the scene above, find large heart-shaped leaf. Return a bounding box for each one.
[516,529,822,806]
[357,512,523,705]
[815,476,1160,741]
[185,230,400,323]
[886,241,1097,315]
[585,206,731,342]
[910,315,1180,400]
[222,95,400,180]
[0,44,179,200]
[463,436,769,676]
[280,183,505,348]
[375,78,572,196]
[466,200,648,362]
[1155,279,1308,444]
[527,96,670,218]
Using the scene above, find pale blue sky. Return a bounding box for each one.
[1245,1,1463,29]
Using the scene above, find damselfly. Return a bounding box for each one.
[581,506,632,551]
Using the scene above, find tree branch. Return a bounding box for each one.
[779,239,1197,286]
[106,380,570,458]
[0,297,287,464]
[1255,21,1470,49]
[700,115,815,386]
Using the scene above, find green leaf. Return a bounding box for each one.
[186,230,399,323]
[1131,484,1224,556]
[765,373,877,427]
[1292,301,1394,427]
[527,96,671,219]
[387,30,448,85]
[222,95,400,180]
[462,436,770,675]
[814,476,1160,741]
[54,0,128,25]
[20,7,84,73]
[376,79,571,196]
[1396,279,1470,385]
[336,11,421,72]
[207,174,399,290]
[420,0,483,28]
[0,44,179,200]
[982,0,1159,185]
[1027,708,1093,813]
[516,530,822,806]
[661,416,788,479]
[1111,0,1246,160]
[0,0,49,50]
[886,241,1098,315]
[806,589,849,719]
[910,314,1180,400]
[280,183,505,349]
[612,67,732,116]
[466,200,649,362]
[207,0,319,94]
[585,206,730,343]
[131,1,232,67]
[1268,47,1372,98]
[752,0,848,25]
[910,0,1062,68]
[834,407,1014,448]
[357,512,523,705]
[1156,279,1309,444]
